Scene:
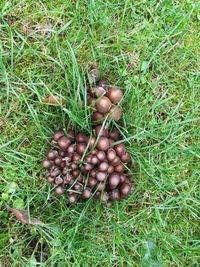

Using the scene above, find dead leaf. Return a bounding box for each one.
[6,205,45,226]
[42,95,66,106]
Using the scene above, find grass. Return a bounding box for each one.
[0,0,199,266]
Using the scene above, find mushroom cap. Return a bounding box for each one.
[96,171,107,181]
[54,186,65,195]
[47,150,58,160]
[120,183,131,195]
[121,152,131,163]
[110,189,120,200]
[93,86,106,97]
[85,163,94,171]
[95,125,109,137]
[109,129,120,141]
[91,155,99,165]
[57,136,71,150]
[109,173,120,189]
[82,188,91,199]
[108,106,122,121]
[53,130,64,141]
[96,151,106,161]
[68,193,77,203]
[107,87,123,104]
[92,111,104,121]
[76,133,88,143]
[107,149,116,162]
[76,143,86,155]
[114,163,124,173]
[95,96,112,113]
[98,161,109,172]
[42,159,52,169]
[97,137,110,151]
[114,144,126,157]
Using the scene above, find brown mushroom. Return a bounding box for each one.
[97,137,110,151]
[57,136,71,150]
[107,87,123,104]
[109,173,120,189]
[95,96,112,113]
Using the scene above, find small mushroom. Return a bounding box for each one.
[89,137,96,148]
[71,163,78,170]
[68,193,77,203]
[90,169,97,178]
[84,163,94,171]
[71,169,80,178]
[95,125,108,137]
[53,130,64,141]
[91,155,99,165]
[76,133,88,143]
[72,153,81,162]
[108,106,122,121]
[114,163,124,173]
[47,176,55,184]
[96,151,106,161]
[88,177,97,187]
[96,182,105,191]
[59,150,66,157]
[95,96,112,113]
[57,136,71,150]
[109,173,120,189]
[120,174,126,183]
[93,86,106,97]
[54,176,63,185]
[54,186,65,195]
[121,152,131,163]
[42,159,52,169]
[107,165,114,174]
[86,154,92,163]
[109,129,120,141]
[76,143,86,155]
[106,87,123,104]
[114,144,126,157]
[110,189,120,200]
[91,148,98,155]
[98,162,109,172]
[82,188,91,199]
[54,156,63,166]
[50,168,61,177]
[74,182,83,192]
[120,183,131,196]
[67,144,76,153]
[97,79,109,88]
[96,171,107,181]
[47,150,58,160]
[107,149,116,162]
[64,174,73,184]
[97,137,110,151]
[111,156,121,166]
[92,111,104,121]
[66,130,75,140]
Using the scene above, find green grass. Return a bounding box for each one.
[0,0,199,266]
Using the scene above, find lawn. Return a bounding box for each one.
[0,1,199,266]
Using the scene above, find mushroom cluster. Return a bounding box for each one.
[87,80,123,122]
[42,125,133,205]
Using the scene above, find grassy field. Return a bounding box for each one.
[0,1,199,266]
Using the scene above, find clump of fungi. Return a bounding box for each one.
[42,75,133,206]
[87,79,123,122]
